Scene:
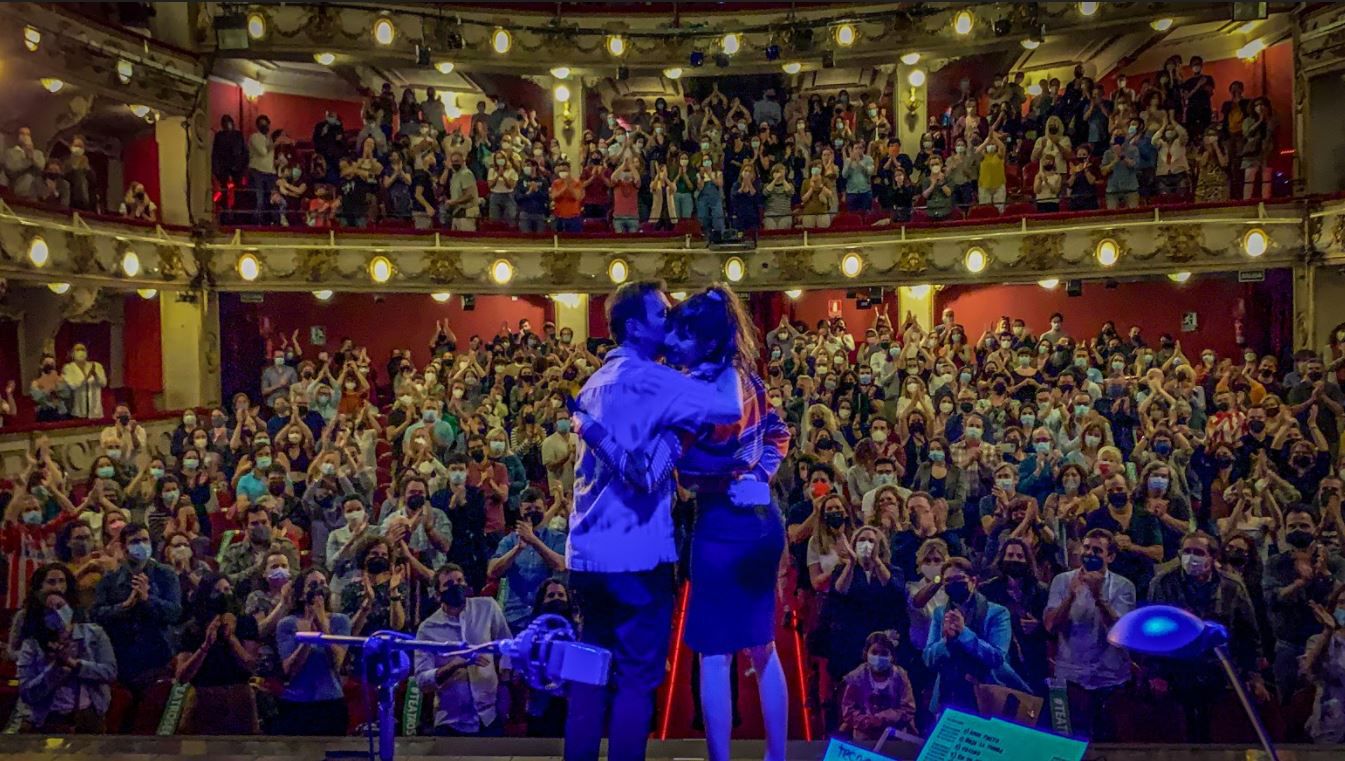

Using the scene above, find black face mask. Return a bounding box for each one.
[825,513,846,529]
[1216,401,1231,412]
[1001,560,1032,579]
[959,402,974,413]
[406,494,427,511]
[909,421,925,434]
[117,414,131,426]
[1308,371,1325,382]
[207,592,233,616]
[945,580,972,605]
[1225,550,1249,567]
[440,583,468,608]
[1215,455,1235,468]
[470,449,486,462]
[525,511,544,527]
[1293,454,1314,469]
[1107,491,1128,508]
[541,599,572,618]
[1286,530,1315,549]
[1248,420,1267,434]
[366,556,390,575]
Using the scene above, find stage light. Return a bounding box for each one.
[41,78,64,93]
[550,66,571,79]
[722,33,740,55]
[907,69,926,87]
[1238,39,1267,61]
[840,252,863,279]
[608,259,629,284]
[900,52,920,65]
[554,84,571,103]
[1021,38,1041,50]
[369,255,393,284]
[313,52,335,66]
[964,246,988,274]
[47,282,70,295]
[785,289,803,300]
[431,291,452,303]
[1078,2,1099,17]
[237,253,260,281]
[246,12,266,40]
[28,235,48,267]
[120,250,140,277]
[372,17,396,46]
[23,26,40,52]
[491,259,515,284]
[313,289,334,301]
[1151,18,1174,32]
[129,104,151,118]
[136,288,157,299]
[607,35,626,57]
[906,284,931,299]
[1168,271,1192,283]
[689,50,705,67]
[240,77,264,99]
[1096,238,1120,267]
[1243,228,1268,257]
[724,257,745,283]
[663,66,683,79]
[835,23,856,47]
[953,10,974,36]
[1038,278,1060,289]
[492,28,512,54]
[116,59,134,84]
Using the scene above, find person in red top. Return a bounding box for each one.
[580,152,612,221]
[611,156,643,233]
[549,161,584,233]
[3,471,80,610]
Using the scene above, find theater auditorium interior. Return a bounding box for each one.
[4,1,1345,759]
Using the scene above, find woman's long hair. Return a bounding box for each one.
[19,563,78,644]
[668,283,760,370]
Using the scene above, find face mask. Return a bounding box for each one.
[1001,560,1032,579]
[867,653,892,671]
[871,429,888,444]
[965,427,983,441]
[855,539,875,559]
[1286,530,1315,549]
[1180,552,1212,576]
[995,477,1015,491]
[183,458,200,471]
[1084,433,1102,448]
[21,510,42,525]
[489,441,506,455]
[945,580,972,605]
[93,464,117,479]
[1107,491,1128,508]
[1081,553,1105,572]
[447,471,468,487]
[1147,475,1169,492]
[47,604,74,631]
[929,450,945,462]
[74,350,88,362]
[440,583,468,608]
[126,541,152,563]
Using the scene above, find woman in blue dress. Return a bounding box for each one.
[573,284,789,761]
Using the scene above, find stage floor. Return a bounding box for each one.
[0,737,1340,761]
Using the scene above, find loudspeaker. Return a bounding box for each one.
[1066,279,1082,297]
[617,66,630,81]
[462,294,476,311]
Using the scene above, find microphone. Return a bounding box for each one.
[500,614,611,692]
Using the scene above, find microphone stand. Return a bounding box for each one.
[1211,643,1280,761]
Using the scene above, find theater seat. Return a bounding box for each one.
[582,217,608,233]
[1003,202,1036,217]
[479,219,512,233]
[832,212,864,229]
[966,204,1000,220]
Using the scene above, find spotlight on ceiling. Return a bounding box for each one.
[835,23,856,47]
[246,11,266,40]
[372,17,396,46]
[953,10,974,35]
[607,35,626,57]
[721,33,740,55]
[369,256,393,284]
[492,28,512,54]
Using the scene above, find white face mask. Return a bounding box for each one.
[345,509,366,526]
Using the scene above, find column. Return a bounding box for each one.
[156,116,190,226]
[897,285,934,332]
[554,79,585,168]
[159,293,220,409]
[552,293,589,344]
[895,63,928,155]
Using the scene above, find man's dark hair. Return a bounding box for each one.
[1083,527,1115,552]
[519,486,545,504]
[807,462,836,482]
[121,521,149,543]
[607,280,665,345]
[244,503,270,522]
[443,452,469,468]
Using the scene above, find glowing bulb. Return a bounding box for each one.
[722,33,740,55]
[724,257,745,283]
[247,12,266,40]
[1096,238,1120,267]
[663,67,683,79]
[550,66,571,79]
[23,26,40,52]
[964,246,988,274]
[1021,38,1040,50]
[492,28,512,54]
[608,259,629,284]
[554,84,571,103]
[670,291,687,301]
[129,104,150,118]
[1038,278,1060,289]
[835,24,856,47]
[900,52,920,65]
[372,17,396,46]
[1151,18,1174,32]
[1078,2,1099,17]
[1243,228,1268,257]
[491,259,515,284]
[953,10,974,36]
[607,35,626,57]
[313,289,334,301]
[40,78,64,93]
[785,289,803,300]
[907,69,926,88]
[433,62,455,75]
[29,235,50,267]
[906,284,931,299]
[431,292,452,303]
[841,252,863,279]
[1237,39,1266,61]
[47,282,70,295]
[782,62,802,75]
[237,253,260,281]
[240,77,263,100]
[369,256,393,284]
[136,288,158,299]
[120,250,140,277]
[313,52,335,66]
[1168,271,1192,284]
[116,60,134,84]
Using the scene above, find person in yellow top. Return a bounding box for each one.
[976,131,1008,212]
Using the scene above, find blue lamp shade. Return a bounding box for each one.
[1108,605,1226,658]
